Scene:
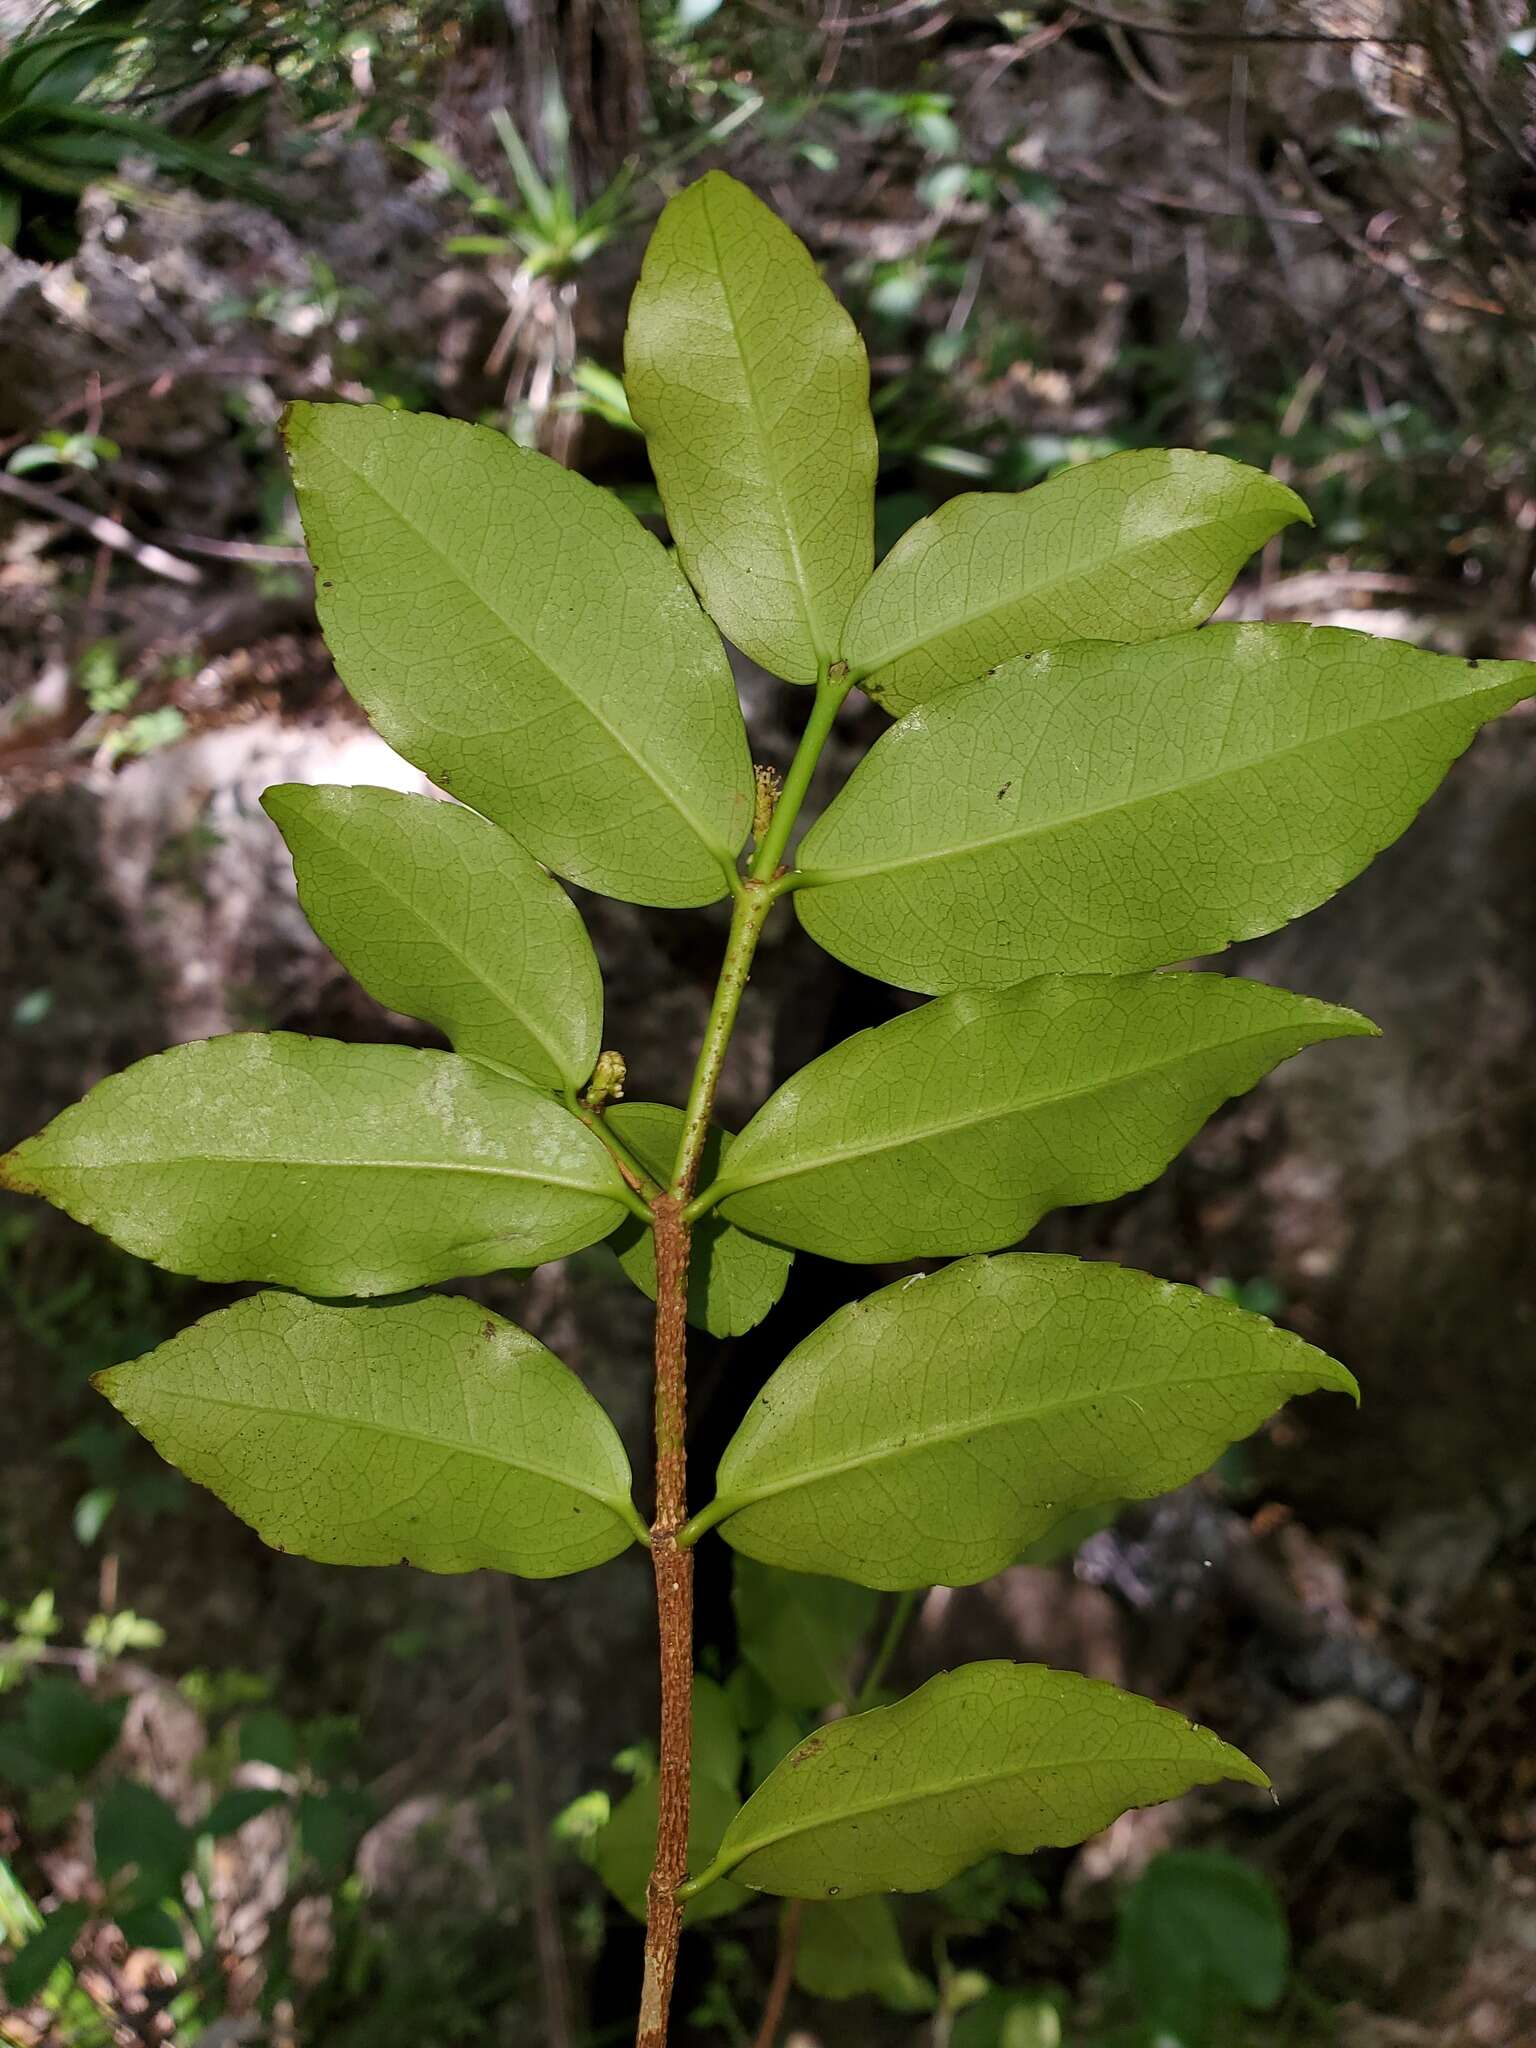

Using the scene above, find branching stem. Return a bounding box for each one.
[635,670,851,2048]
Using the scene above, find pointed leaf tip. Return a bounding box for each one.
[798,624,1533,990]
[9,1033,629,1294]
[626,171,876,683]
[845,449,1312,717]
[286,402,752,906]
[707,1252,1359,1588]
[97,1291,641,1578]
[698,1662,1266,1899]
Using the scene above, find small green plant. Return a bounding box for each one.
[0,1616,369,2035]
[0,0,270,255]
[407,79,757,451]
[3,173,1529,2045]
[5,428,119,477]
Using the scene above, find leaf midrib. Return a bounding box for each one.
[300,808,576,1085]
[699,179,824,669]
[801,684,1506,886]
[149,1386,631,1520]
[724,1741,1237,1873]
[847,511,1242,681]
[316,434,728,861]
[78,1151,612,1196]
[714,1357,1322,1520]
[717,1020,1328,1197]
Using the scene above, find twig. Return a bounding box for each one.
[498,1579,574,2048]
[750,1901,804,2048]
[156,534,312,565]
[855,1589,918,1710]
[638,675,852,2047]
[637,1194,696,2048]
[1259,344,1339,597]
[1067,1,1425,44]
[0,355,277,462]
[0,472,202,585]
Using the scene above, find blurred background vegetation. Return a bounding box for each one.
[2,3,1535,2045]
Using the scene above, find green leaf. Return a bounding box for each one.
[95,1782,191,1889]
[607,1103,793,1335]
[625,171,877,683]
[701,1254,1356,1589]
[284,402,752,907]
[3,1903,88,2005]
[794,1896,936,2010]
[94,1291,646,1576]
[238,1710,297,1771]
[298,1787,373,1879]
[263,784,602,1093]
[796,626,1534,992]
[201,1787,287,1838]
[1118,1851,1289,2034]
[595,1676,750,1925]
[733,1555,879,1711]
[20,1678,124,1776]
[114,1902,182,1951]
[953,1991,1064,2048]
[715,973,1372,1261]
[686,1662,1267,1900]
[2,1033,633,1295]
[842,449,1308,716]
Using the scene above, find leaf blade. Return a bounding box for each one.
[707,1253,1356,1589]
[794,1897,936,2010]
[607,1102,793,1336]
[693,1661,1266,1899]
[285,402,753,907]
[796,625,1534,992]
[263,783,602,1093]
[844,449,1308,716]
[95,1291,644,1576]
[1,1034,631,1295]
[716,973,1373,1261]
[625,171,877,683]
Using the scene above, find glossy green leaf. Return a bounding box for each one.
[607,1103,793,1336]
[201,1788,287,1838]
[1118,1851,1289,2032]
[263,784,601,1093]
[732,1555,880,1712]
[3,1903,89,2005]
[17,1678,124,1776]
[843,449,1308,717]
[625,171,877,683]
[595,1676,750,1925]
[794,1896,936,2010]
[686,1661,1267,1900]
[95,1782,191,1889]
[114,1904,183,1952]
[2,1033,632,1295]
[285,402,753,906]
[796,625,1534,992]
[953,1992,1064,2048]
[94,1291,646,1575]
[714,974,1373,1262]
[701,1254,1357,1589]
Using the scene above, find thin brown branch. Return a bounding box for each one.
[156,534,312,565]
[750,1900,804,2048]
[1067,1,1424,43]
[0,472,202,586]
[637,1195,694,2048]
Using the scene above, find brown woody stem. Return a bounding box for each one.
[635,672,850,2047]
[638,1194,694,2048]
